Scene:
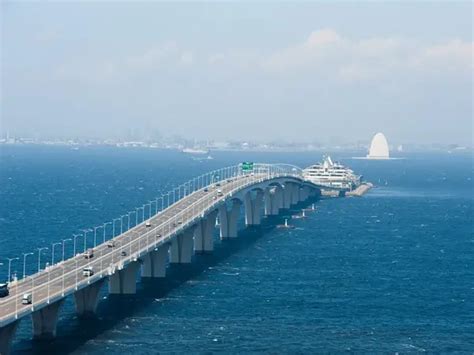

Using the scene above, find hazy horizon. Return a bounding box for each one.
[1,2,473,146]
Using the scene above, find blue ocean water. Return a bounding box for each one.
[0,146,473,353]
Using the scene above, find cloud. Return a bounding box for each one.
[54,41,193,84]
[53,29,472,86]
[259,29,472,82]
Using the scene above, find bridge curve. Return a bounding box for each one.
[0,163,322,354]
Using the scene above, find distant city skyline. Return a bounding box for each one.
[1,2,473,146]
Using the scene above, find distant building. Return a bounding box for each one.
[367,133,390,159]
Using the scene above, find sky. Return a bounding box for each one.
[1,1,473,145]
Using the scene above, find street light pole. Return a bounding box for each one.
[82,229,92,252]
[73,234,82,256]
[94,226,103,247]
[52,242,61,265]
[37,247,48,272]
[62,238,72,261]
[103,222,112,243]
[113,218,121,236]
[22,252,34,279]
[135,207,140,225]
[7,257,19,283]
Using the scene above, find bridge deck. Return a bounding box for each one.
[0,171,304,326]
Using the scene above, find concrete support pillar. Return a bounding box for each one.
[299,187,306,202]
[108,261,140,294]
[218,204,228,239]
[170,227,195,263]
[244,190,264,226]
[301,186,310,202]
[244,191,253,225]
[252,190,264,225]
[228,200,241,238]
[283,184,292,209]
[264,188,273,216]
[291,184,300,205]
[274,186,284,213]
[141,243,169,278]
[32,299,64,340]
[0,320,19,355]
[194,209,218,253]
[73,278,105,317]
[219,199,241,239]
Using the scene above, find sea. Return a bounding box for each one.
[0,145,473,353]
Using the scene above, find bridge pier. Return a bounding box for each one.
[141,243,169,278]
[264,188,273,216]
[194,209,218,253]
[74,278,105,317]
[109,261,140,294]
[283,184,292,209]
[0,320,19,355]
[219,199,241,239]
[244,190,263,226]
[274,186,284,213]
[32,299,64,340]
[170,227,195,263]
[291,184,300,205]
[301,186,311,202]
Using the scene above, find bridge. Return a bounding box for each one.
[0,163,322,354]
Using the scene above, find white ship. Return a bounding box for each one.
[182,147,210,155]
[303,156,361,190]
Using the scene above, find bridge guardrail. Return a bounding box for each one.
[0,164,306,324]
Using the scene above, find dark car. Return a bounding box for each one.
[121,251,127,256]
[0,283,9,298]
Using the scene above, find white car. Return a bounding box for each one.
[146,221,152,227]
[22,293,32,305]
[83,267,94,277]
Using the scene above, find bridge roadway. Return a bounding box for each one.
[0,165,320,354]
[1,170,312,324]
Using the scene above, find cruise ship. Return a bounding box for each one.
[303,156,361,190]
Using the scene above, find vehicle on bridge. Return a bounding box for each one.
[83,267,94,277]
[21,293,32,305]
[84,249,94,259]
[146,220,152,227]
[0,283,9,297]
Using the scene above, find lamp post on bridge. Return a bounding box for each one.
[37,247,48,272]
[148,200,155,218]
[121,214,129,234]
[81,229,92,251]
[135,207,142,225]
[112,218,121,238]
[128,211,135,229]
[61,238,71,296]
[73,233,83,256]
[103,221,112,243]
[7,257,19,283]
[51,242,61,265]
[145,202,152,220]
[62,238,72,261]
[93,226,103,247]
[22,252,34,279]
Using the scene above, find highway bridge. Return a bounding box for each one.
[0,163,322,354]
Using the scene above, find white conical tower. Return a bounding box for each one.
[367,133,390,159]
